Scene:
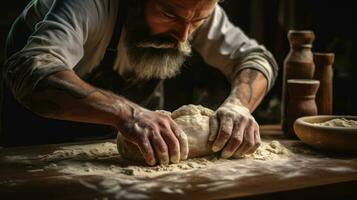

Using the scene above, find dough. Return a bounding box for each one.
[117,104,215,162]
[313,118,357,128]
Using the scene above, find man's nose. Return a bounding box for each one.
[172,22,191,43]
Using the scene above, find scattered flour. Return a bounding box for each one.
[37,140,293,177]
[39,142,118,162]
[60,156,218,178]
[243,140,292,160]
[313,118,357,128]
[4,140,293,179]
[3,140,294,177]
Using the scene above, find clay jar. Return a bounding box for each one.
[282,30,315,138]
[313,53,335,115]
[286,79,320,139]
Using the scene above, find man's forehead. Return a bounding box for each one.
[155,0,217,10]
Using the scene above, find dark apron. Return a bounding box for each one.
[0,0,164,147]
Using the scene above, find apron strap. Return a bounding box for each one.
[101,0,128,68]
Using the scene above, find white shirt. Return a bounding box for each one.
[4,0,278,101]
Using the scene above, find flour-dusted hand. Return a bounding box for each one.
[119,108,188,165]
[209,102,261,158]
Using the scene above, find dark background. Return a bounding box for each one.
[1,0,357,126]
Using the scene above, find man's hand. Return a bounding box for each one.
[118,108,189,166]
[209,102,261,158]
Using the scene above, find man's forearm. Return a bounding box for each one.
[22,70,138,128]
[224,68,268,112]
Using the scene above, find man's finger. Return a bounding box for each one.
[232,119,249,158]
[209,115,219,142]
[221,122,244,158]
[161,127,180,164]
[137,136,156,166]
[240,123,256,155]
[172,123,189,160]
[212,116,234,152]
[233,121,255,157]
[150,130,169,165]
[246,129,261,154]
[232,141,247,158]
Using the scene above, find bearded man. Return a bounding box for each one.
[1,0,278,165]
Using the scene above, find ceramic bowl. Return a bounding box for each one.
[294,115,357,152]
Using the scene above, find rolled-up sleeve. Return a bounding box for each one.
[192,5,278,92]
[3,0,99,102]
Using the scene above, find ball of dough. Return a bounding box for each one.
[117,104,215,162]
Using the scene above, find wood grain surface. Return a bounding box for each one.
[1,125,357,200]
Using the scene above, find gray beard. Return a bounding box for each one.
[127,41,192,80]
[124,1,192,80]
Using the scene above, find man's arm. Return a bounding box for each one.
[192,5,278,91]
[19,70,189,165]
[191,5,278,158]
[24,70,132,126]
[227,68,268,112]
[6,70,188,165]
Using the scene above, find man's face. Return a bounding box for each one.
[124,0,217,80]
[146,0,217,43]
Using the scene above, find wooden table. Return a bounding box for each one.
[1,125,357,200]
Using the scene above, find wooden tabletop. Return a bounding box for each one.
[1,125,357,200]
